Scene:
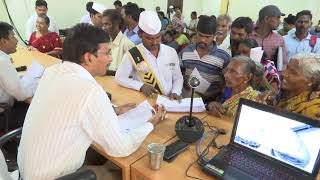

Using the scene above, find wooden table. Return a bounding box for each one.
[93,76,208,180]
[10,48,213,180]
[11,46,61,67]
[131,115,234,180]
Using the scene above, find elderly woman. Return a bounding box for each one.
[28,14,62,56]
[208,56,260,117]
[276,53,320,120]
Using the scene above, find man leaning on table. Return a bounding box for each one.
[115,10,184,100]
[0,22,33,131]
[18,23,165,180]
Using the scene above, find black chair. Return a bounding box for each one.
[0,128,96,180]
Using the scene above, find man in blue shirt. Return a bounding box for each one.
[284,10,320,62]
[121,3,142,45]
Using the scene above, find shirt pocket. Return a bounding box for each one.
[163,62,176,81]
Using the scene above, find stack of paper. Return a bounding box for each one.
[156,95,205,113]
[21,60,45,94]
[118,100,155,132]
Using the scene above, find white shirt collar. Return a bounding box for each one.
[0,50,10,60]
[291,31,311,40]
[140,44,163,58]
[62,61,96,83]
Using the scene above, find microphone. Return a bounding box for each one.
[175,76,204,143]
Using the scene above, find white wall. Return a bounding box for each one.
[1,0,320,44]
[228,0,320,24]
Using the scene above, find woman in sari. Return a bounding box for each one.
[28,14,62,57]
[208,56,260,117]
[276,53,320,120]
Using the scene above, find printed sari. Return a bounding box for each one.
[29,32,62,53]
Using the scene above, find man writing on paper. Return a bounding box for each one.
[0,22,33,131]
[180,15,230,103]
[18,24,165,180]
[115,11,183,100]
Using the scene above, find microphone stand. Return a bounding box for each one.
[175,77,204,143]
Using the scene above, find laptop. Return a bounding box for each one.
[201,98,320,180]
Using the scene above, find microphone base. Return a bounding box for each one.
[175,116,204,143]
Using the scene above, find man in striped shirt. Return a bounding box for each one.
[18,24,164,180]
[180,15,230,102]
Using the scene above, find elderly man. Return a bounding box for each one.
[250,5,286,70]
[277,53,320,120]
[18,23,164,180]
[180,15,230,102]
[26,0,59,40]
[115,11,183,100]
[284,10,320,62]
[216,14,232,53]
[102,9,134,73]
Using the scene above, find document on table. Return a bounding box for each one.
[118,100,155,132]
[156,95,205,112]
[21,60,45,94]
[190,68,210,94]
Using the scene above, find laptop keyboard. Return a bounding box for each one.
[219,148,297,180]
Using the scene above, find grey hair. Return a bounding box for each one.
[230,55,256,85]
[291,53,320,90]
[217,14,232,25]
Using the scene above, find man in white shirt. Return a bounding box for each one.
[88,2,106,28]
[216,14,232,55]
[26,0,59,40]
[115,11,183,100]
[284,10,320,62]
[18,23,164,180]
[0,22,33,130]
[79,2,93,24]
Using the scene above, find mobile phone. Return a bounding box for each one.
[163,139,189,162]
[16,66,27,72]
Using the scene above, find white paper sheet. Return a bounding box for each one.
[156,95,205,112]
[21,60,45,94]
[250,47,264,63]
[118,100,154,132]
[277,46,283,71]
[190,68,210,94]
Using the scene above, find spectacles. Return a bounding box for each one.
[223,67,246,76]
[94,49,112,57]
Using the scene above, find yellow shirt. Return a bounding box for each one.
[109,31,135,71]
[278,91,320,120]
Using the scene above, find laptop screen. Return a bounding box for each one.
[233,103,320,174]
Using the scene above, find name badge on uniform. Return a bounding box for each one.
[168,63,175,71]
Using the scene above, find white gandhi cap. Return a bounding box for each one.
[138,11,161,35]
[92,3,106,14]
